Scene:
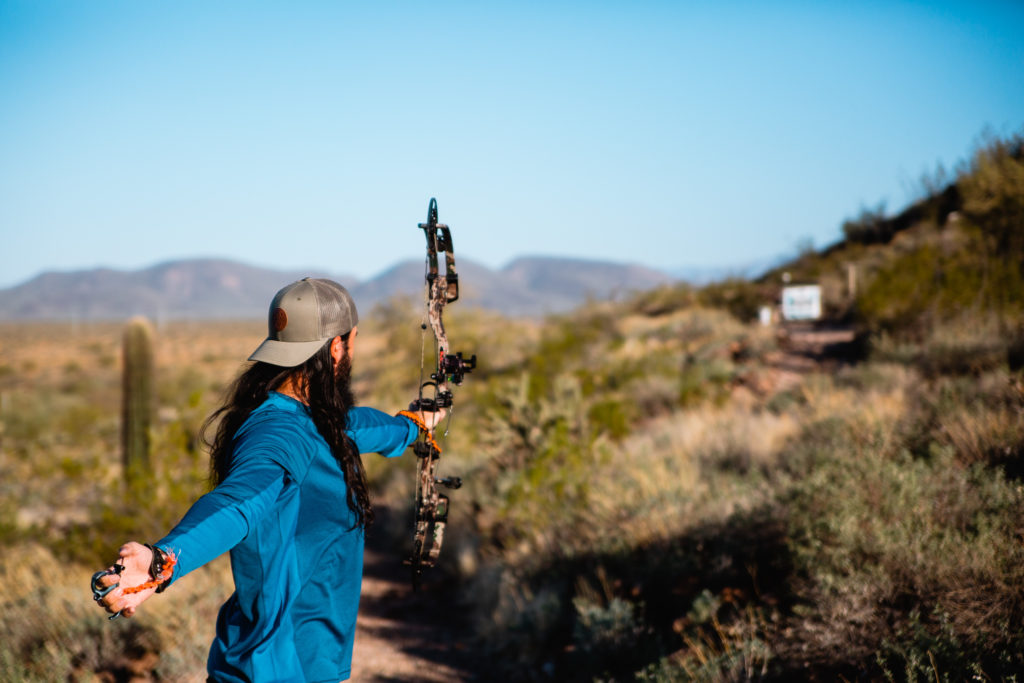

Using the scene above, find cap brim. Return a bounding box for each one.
[247,337,326,367]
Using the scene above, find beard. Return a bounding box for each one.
[332,352,357,413]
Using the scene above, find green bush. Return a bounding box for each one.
[783,430,1024,678]
[630,284,698,317]
[842,202,890,244]
[853,132,1024,338]
[696,279,767,323]
[960,130,1024,271]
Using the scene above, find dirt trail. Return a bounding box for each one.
[763,323,861,391]
[351,526,478,682]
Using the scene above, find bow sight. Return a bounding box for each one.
[438,351,476,388]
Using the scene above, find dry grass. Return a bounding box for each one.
[585,405,799,548]
[0,542,232,682]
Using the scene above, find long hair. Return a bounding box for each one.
[201,333,373,528]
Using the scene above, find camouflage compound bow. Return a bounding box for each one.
[402,198,476,589]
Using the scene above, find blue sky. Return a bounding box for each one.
[1,0,1021,288]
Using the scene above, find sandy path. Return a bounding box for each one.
[351,533,478,683]
[764,323,860,392]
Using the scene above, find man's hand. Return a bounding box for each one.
[94,542,157,618]
[408,402,446,430]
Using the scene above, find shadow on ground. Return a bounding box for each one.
[354,506,483,682]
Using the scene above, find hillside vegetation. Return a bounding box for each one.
[0,132,1022,681]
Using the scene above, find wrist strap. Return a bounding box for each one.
[397,410,442,453]
[143,543,174,593]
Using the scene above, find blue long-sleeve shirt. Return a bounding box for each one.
[156,392,418,683]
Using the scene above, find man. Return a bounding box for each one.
[94,278,442,682]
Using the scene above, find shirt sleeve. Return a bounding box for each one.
[155,455,287,585]
[346,406,419,458]
[231,409,314,482]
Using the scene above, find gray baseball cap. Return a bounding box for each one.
[248,278,359,367]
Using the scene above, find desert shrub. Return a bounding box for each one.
[782,429,1024,678]
[0,500,19,548]
[587,397,632,439]
[157,365,209,409]
[630,284,698,317]
[841,182,960,251]
[679,355,734,407]
[896,370,1024,478]
[525,309,621,401]
[959,130,1024,272]
[636,599,773,682]
[854,132,1024,338]
[358,297,428,404]
[572,594,657,679]
[855,243,988,334]
[842,202,891,244]
[472,505,792,681]
[696,279,766,323]
[57,401,112,446]
[473,373,605,556]
[1,392,60,457]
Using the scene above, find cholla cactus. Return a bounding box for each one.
[122,316,155,482]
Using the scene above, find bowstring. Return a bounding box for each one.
[412,239,431,551]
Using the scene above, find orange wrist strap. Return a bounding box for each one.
[121,551,177,595]
[397,410,442,453]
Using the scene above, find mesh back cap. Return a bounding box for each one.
[248,278,359,367]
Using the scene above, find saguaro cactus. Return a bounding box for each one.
[122,316,155,482]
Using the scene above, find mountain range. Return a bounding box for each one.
[0,256,679,320]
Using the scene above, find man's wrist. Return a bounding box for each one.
[143,543,173,593]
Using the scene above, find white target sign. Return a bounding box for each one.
[781,285,822,321]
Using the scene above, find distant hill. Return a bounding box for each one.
[494,256,672,314]
[0,256,674,320]
[0,259,349,321]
